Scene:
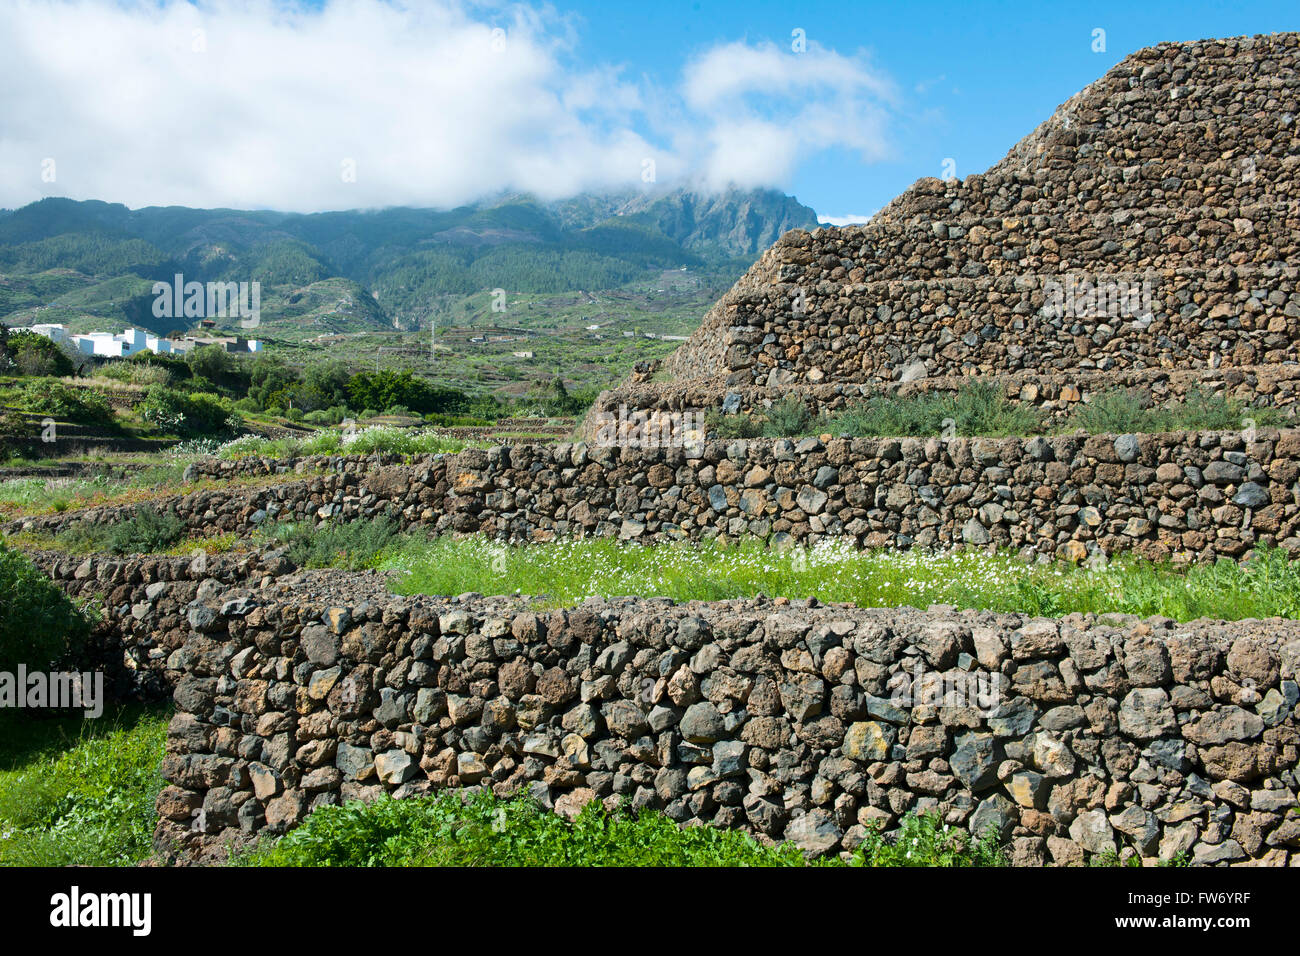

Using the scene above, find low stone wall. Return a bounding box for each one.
[11,429,1300,563]
[142,565,1300,865]
[27,548,300,701]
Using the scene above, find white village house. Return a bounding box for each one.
[8,324,261,358]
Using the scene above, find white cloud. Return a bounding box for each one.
[679,40,896,192]
[820,212,877,226]
[0,1,898,211]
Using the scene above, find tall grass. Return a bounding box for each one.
[382,536,1300,622]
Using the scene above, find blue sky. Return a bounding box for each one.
[552,0,1300,220]
[1,0,1297,216]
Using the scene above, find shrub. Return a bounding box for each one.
[830,381,1043,438]
[0,409,35,453]
[263,515,405,570]
[303,406,347,426]
[346,370,469,417]
[0,542,89,671]
[139,386,241,436]
[57,504,187,555]
[15,380,115,426]
[4,331,76,377]
[1067,386,1283,434]
[706,408,764,439]
[762,397,817,437]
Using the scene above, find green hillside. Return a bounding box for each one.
[0,188,816,335]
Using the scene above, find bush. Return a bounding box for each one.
[342,425,467,456]
[0,542,89,671]
[706,409,764,439]
[1067,386,1283,434]
[3,331,76,377]
[139,385,241,437]
[14,380,115,426]
[57,504,187,555]
[762,397,817,437]
[346,370,469,417]
[303,406,347,426]
[829,381,1043,438]
[263,515,405,570]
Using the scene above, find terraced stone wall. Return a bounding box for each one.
[12,430,1300,563]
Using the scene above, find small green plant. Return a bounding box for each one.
[850,811,1006,866]
[242,790,819,867]
[706,408,764,439]
[1088,848,1142,867]
[828,381,1044,438]
[762,397,817,437]
[1067,386,1283,434]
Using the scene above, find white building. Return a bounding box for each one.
[11,323,259,357]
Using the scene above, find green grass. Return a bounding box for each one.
[241,790,1005,867]
[0,705,168,867]
[381,536,1300,622]
[0,463,189,518]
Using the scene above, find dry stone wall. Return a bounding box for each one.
[28,547,302,701]
[134,563,1300,866]
[12,429,1300,562]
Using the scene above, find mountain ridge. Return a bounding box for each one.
[0,186,818,336]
